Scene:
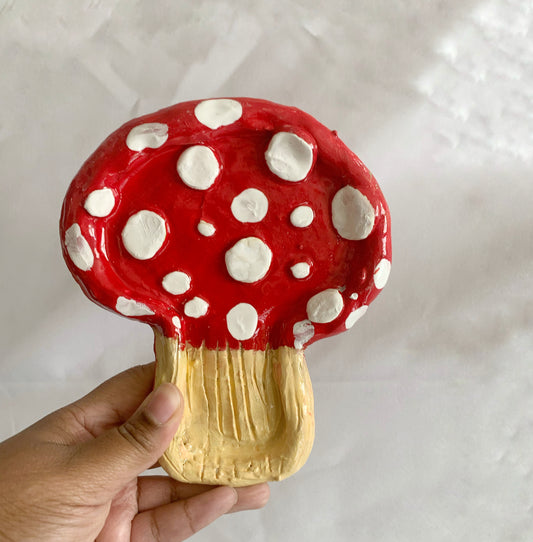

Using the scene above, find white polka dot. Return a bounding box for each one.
[116,296,154,316]
[64,224,94,271]
[197,220,216,237]
[177,146,220,190]
[293,320,315,349]
[306,289,344,324]
[290,262,310,279]
[84,188,115,217]
[265,132,314,182]
[332,186,375,240]
[121,210,167,260]
[345,306,368,329]
[226,303,258,341]
[290,206,314,228]
[349,292,359,300]
[231,188,269,223]
[126,123,168,151]
[172,316,181,329]
[374,259,391,289]
[225,237,272,283]
[162,271,191,295]
[184,297,209,318]
[194,99,243,129]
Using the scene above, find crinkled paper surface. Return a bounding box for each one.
[0,1,532,540]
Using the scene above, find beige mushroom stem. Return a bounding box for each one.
[153,328,315,487]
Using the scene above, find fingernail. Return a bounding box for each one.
[145,383,181,424]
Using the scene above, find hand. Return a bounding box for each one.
[0,362,269,541]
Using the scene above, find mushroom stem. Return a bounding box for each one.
[153,328,315,487]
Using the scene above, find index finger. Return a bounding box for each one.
[65,362,156,438]
[26,362,157,447]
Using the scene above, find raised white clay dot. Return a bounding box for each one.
[306,289,344,324]
[197,220,216,236]
[162,271,191,295]
[345,305,368,329]
[177,145,220,190]
[291,262,310,279]
[265,132,314,182]
[350,292,359,300]
[293,320,315,349]
[84,188,115,217]
[116,296,154,316]
[226,303,258,341]
[374,258,391,289]
[126,123,168,152]
[290,205,314,228]
[194,99,243,129]
[184,297,209,318]
[121,210,167,260]
[332,185,375,240]
[225,237,272,283]
[172,316,181,329]
[64,224,94,271]
[231,188,269,223]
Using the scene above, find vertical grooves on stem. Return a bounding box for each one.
[237,344,255,441]
[154,331,315,487]
[215,344,223,435]
[225,344,241,441]
[199,344,207,482]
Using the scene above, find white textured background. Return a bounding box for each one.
[1,1,532,541]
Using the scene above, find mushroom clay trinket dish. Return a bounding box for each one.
[60,98,392,487]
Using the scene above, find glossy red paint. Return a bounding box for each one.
[60,98,391,350]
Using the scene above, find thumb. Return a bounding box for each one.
[72,383,183,494]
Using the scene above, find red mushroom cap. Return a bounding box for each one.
[60,98,391,350]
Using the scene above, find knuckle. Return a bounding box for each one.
[131,362,155,384]
[120,363,155,393]
[148,510,163,542]
[116,414,157,455]
[183,499,198,535]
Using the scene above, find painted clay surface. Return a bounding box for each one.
[60,98,391,486]
[60,98,391,351]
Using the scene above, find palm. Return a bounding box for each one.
[27,363,267,541]
[0,364,268,541]
[96,479,139,540]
